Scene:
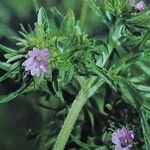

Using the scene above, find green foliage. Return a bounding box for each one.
[126,11,150,29]
[0,0,150,150]
[0,83,30,103]
[37,7,50,32]
[0,43,19,54]
[103,0,129,17]
[86,62,117,91]
[141,110,150,149]
[61,9,75,35]
[113,75,143,108]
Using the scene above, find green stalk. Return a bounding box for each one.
[52,78,103,150]
[53,97,86,150]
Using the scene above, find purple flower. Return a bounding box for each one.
[129,0,145,11]
[112,127,134,150]
[22,47,49,76]
[134,1,145,11]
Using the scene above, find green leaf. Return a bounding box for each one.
[139,30,150,49]
[126,11,150,29]
[4,53,16,59]
[37,7,49,32]
[103,0,114,13]
[0,61,20,82]
[61,9,75,35]
[33,0,39,12]
[0,61,11,71]
[70,134,99,149]
[126,50,150,65]
[129,75,145,84]
[0,43,19,54]
[20,23,28,34]
[0,83,30,103]
[87,109,95,132]
[138,62,150,76]
[50,6,64,19]
[142,99,150,112]
[7,54,24,63]
[84,0,107,23]
[135,85,150,92]
[102,131,112,144]
[96,98,105,114]
[109,50,150,75]
[103,0,128,17]
[113,76,144,108]
[70,134,90,149]
[86,62,117,91]
[57,62,74,87]
[108,54,130,75]
[84,0,101,16]
[141,110,150,150]
[37,7,46,25]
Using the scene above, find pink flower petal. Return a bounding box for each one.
[112,127,134,150]
[22,47,49,76]
[112,132,120,144]
[22,57,34,67]
[39,65,47,72]
[28,47,39,57]
[115,145,129,150]
[30,66,40,76]
[34,67,41,76]
[25,61,37,71]
[134,1,145,11]
[39,49,49,59]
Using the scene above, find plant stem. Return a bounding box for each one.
[53,98,85,150]
[52,88,87,150]
[52,78,103,150]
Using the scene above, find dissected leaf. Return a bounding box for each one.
[0,61,20,82]
[0,83,30,103]
[126,11,150,29]
[86,62,117,91]
[113,75,144,108]
[61,9,75,35]
[0,61,11,71]
[0,43,19,53]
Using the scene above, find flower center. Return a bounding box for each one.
[35,56,42,62]
[121,139,129,147]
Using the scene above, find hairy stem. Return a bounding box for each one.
[52,78,103,150]
[53,97,85,150]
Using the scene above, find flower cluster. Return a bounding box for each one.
[112,127,134,150]
[22,47,49,76]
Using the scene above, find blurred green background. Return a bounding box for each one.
[0,0,149,150]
